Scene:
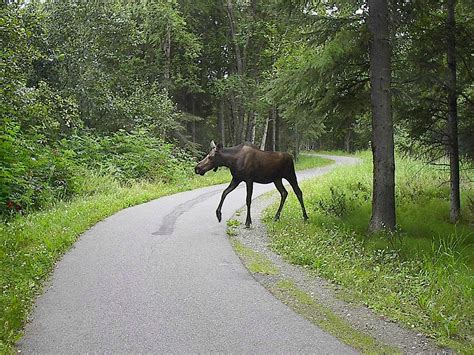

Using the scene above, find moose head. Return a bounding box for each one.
[194,140,223,175]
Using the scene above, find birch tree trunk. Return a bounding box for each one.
[344,129,352,153]
[260,112,270,150]
[368,0,396,232]
[446,0,461,223]
[248,111,256,144]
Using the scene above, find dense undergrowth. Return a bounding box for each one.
[0,142,331,352]
[0,128,195,218]
[265,151,473,352]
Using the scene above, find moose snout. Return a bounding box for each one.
[195,166,204,175]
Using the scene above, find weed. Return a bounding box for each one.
[226,219,240,237]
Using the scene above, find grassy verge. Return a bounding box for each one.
[303,150,353,157]
[271,279,398,354]
[265,151,473,352]
[230,237,279,275]
[0,154,332,352]
[294,154,333,170]
[229,221,396,353]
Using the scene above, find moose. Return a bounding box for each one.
[195,141,308,228]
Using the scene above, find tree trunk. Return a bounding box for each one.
[271,108,276,151]
[247,111,256,143]
[228,96,237,145]
[236,102,244,143]
[294,128,302,160]
[446,0,461,223]
[229,94,245,144]
[260,112,270,150]
[344,128,352,153]
[368,0,396,232]
[275,109,280,151]
[226,0,244,76]
[226,0,245,143]
[218,99,226,146]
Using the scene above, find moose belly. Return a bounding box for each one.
[253,176,277,184]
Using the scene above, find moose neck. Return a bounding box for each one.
[216,147,240,170]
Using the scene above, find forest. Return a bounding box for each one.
[2,0,472,218]
[1,0,473,353]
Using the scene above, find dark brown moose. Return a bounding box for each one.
[195,141,308,228]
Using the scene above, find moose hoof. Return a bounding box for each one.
[216,210,222,222]
[245,223,251,229]
[273,215,280,222]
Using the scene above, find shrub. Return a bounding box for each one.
[0,126,80,216]
[64,129,195,183]
[1,126,195,217]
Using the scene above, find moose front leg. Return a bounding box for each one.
[245,181,253,228]
[216,178,240,222]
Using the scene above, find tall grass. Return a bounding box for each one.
[294,154,333,170]
[265,152,473,352]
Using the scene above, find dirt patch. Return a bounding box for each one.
[229,193,451,354]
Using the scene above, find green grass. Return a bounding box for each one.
[0,153,332,352]
[265,151,473,353]
[230,226,395,352]
[294,154,333,170]
[230,238,279,275]
[304,150,355,157]
[271,279,398,354]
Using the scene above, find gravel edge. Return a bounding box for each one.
[228,186,450,354]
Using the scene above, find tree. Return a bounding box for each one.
[33,0,200,136]
[446,0,460,222]
[391,0,472,222]
[368,0,396,232]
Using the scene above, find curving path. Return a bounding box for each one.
[19,155,359,353]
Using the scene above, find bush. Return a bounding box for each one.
[0,124,80,216]
[65,129,195,183]
[0,126,196,217]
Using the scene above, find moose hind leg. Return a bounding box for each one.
[216,178,240,222]
[274,179,288,221]
[245,181,253,228]
[287,175,308,220]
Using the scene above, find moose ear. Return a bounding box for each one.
[210,140,216,149]
[216,143,223,150]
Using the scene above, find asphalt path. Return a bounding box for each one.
[19,154,359,353]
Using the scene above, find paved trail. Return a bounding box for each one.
[19,155,359,353]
